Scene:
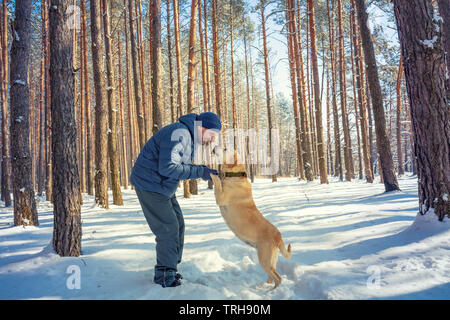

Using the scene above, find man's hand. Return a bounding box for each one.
[201,166,218,181]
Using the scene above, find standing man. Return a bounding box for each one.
[130,112,221,287]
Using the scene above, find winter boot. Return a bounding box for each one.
[154,268,182,288]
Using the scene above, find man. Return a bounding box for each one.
[130,112,221,288]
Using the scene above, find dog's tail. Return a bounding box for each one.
[279,241,292,259]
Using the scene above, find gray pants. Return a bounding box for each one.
[135,189,185,272]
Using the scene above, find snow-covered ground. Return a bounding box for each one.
[0,174,449,300]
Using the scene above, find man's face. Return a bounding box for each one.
[199,127,219,145]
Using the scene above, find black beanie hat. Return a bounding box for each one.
[197,112,222,131]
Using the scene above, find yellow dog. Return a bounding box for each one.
[210,149,292,289]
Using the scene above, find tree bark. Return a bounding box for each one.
[102,0,123,205]
[10,0,38,226]
[337,0,354,181]
[90,0,109,208]
[38,57,46,196]
[151,0,163,133]
[211,0,222,120]
[327,0,343,181]
[167,0,175,123]
[307,0,328,184]
[393,0,449,220]
[1,0,11,206]
[117,33,128,189]
[260,3,277,182]
[355,0,400,192]
[49,0,82,256]
[187,0,199,195]
[292,1,314,181]
[172,0,190,197]
[43,0,53,202]
[123,0,137,169]
[350,0,373,182]
[286,0,305,181]
[396,57,404,176]
[173,0,185,117]
[128,0,145,149]
[230,0,237,132]
[81,0,94,195]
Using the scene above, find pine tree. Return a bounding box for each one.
[49,0,81,256]
[90,0,109,208]
[393,0,449,220]
[355,0,400,192]
[307,0,328,184]
[10,0,38,226]
[102,0,123,205]
[0,0,11,207]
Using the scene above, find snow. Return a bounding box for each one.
[420,36,438,49]
[13,80,26,86]
[0,174,449,300]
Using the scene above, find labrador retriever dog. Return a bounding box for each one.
[210,148,292,289]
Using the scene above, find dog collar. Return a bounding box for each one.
[224,172,247,178]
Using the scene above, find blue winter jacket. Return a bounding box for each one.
[129,113,206,197]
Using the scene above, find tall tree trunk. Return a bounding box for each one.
[152,0,163,134]
[230,0,237,132]
[260,3,277,182]
[350,0,373,183]
[128,0,145,149]
[243,15,258,182]
[292,0,314,181]
[117,33,128,189]
[38,58,46,196]
[393,0,449,220]
[167,0,175,123]
[396,57,404,176]
[123,0,137,170]
[186,0,199,195]
[202,0,212,112]
[326,64,333,176]
[327,0,343,181]
[90,0,109,208]
[81,0,93,195]
[337,0,353,181]
[1,0,11,206]
[198,0,207,114]
[10,0,38,226]
[135,0,149,140]
[307,0,328,184]
[78,6,86,195]
[187,0,198,115]
[355,0,400,192]
[211,0,222,120]
[173,0,185,117]
[286,0,305,181]
[49,0,82,256]
[350,37,363,180]
[102,0,123,205]
[44,0,53,202]
[172,0,189,198]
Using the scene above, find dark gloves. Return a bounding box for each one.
[201,166,218,181]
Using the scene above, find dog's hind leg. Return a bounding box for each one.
[269,247,282,290]
[257,244,282,290]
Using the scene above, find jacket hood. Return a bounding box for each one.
[178,113,199,141]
